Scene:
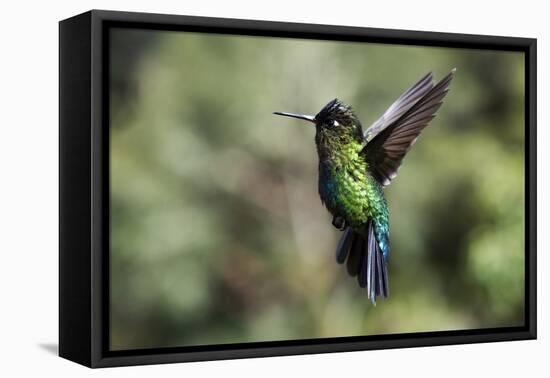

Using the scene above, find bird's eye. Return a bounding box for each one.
[333,120,340,127]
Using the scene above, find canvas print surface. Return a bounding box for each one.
[109,28,525,351]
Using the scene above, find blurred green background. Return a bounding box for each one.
[109,28,525,351]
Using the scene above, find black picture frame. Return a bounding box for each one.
[59,9,537,368]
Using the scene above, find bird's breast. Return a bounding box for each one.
[318,156,383,228]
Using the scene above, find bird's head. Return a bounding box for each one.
[274,98,364,143]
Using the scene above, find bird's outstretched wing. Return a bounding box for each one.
[363,72,435,143]
[362,69,455,186]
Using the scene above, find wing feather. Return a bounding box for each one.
[363,72,435,142]
[363,69,455,186]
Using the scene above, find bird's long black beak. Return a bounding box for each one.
[273,112,316,124]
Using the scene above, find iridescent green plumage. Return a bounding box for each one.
[317,133,387,226]
[274,70,455,304]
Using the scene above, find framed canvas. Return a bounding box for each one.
[59,10,537,368]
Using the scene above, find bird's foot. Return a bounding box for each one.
[332,216,347,231]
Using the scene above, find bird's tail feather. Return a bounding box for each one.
[335,221,389,304]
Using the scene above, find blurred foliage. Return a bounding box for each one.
[109,29,525,350]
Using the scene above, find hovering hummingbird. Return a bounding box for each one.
[274,70,455,304]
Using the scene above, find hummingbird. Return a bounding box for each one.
[274,70,455,304]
